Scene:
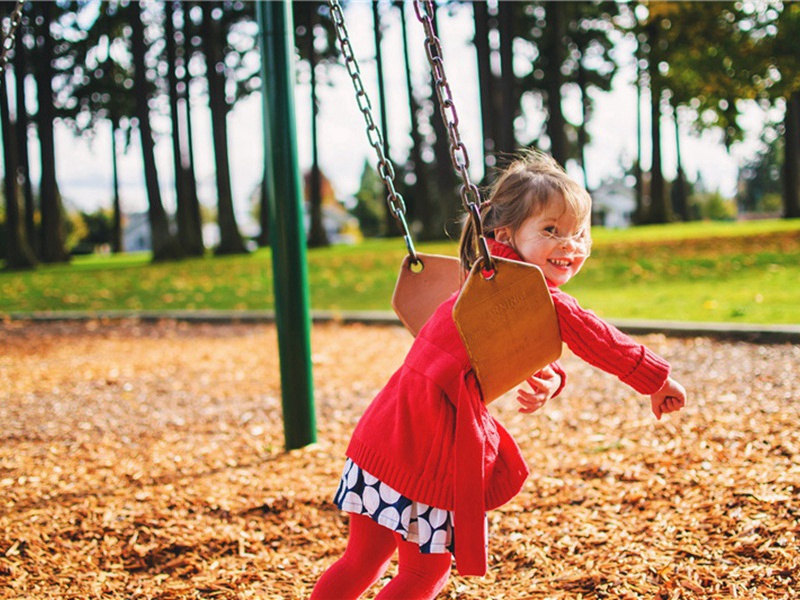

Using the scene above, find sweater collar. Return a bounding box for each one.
[486,236,521,261]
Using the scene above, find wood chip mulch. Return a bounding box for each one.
[1,320,798,599]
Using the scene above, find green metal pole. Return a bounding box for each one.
[257,0,316,450]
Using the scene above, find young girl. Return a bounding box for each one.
[311,151,686,599]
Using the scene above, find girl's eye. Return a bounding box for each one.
[543,225,557,235]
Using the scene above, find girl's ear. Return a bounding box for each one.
[494,226,512,244]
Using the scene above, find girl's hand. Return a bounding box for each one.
[650,377,687,420]
[517,366,562,414]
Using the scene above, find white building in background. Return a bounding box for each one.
[122,212,151,252]
[591,177,637,228]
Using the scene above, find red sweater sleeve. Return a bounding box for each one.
[549,287,670,395]
[549,360,567,398]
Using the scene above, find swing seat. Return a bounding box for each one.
[392,254,562,405]
[453,257,562,405]
[391,253,463,337]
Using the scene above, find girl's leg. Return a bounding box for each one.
[374,533,452,600]
[310,514,397,600]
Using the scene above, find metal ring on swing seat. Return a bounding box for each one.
[477,253,496,281]
[465,203,494,273]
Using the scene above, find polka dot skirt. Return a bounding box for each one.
[334,458,456,554]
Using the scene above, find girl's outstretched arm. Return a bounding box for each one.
[650,377,687,420]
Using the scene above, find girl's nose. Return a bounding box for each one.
[561,236,578,250]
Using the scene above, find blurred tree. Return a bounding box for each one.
[130,0,182,261]
[692,190,737,221]
[495,1,516,156]
[55,1,137,255]
[653,2,794,216]
[12,12,35,253]
[1,62,36,269]
[473,1,619,175]
[165,0,203,256]
[295,1,330,248]
[427,3,460,240]
[738,132,783,214]
[350,160,385,237]
[472,0,495,178]
[767,4,800,218]
[569,3,619,191]
[641,7,669,224]
[373,0,403,238]
[31,1,68,262]
[199,1,247,255]
[74,209,114,253]
[395,0,434,239]
[0,0,35,269]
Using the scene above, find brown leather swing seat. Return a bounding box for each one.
[392,253,562,404]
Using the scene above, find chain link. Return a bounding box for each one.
[327,0,418,263]
[413,0,492,270]
[0,1,24,77]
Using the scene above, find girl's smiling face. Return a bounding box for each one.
[494,199,591,286]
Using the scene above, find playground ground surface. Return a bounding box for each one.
[1,319,799,599]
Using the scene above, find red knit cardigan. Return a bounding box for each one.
[345,240,670,576]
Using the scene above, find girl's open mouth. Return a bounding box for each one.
[548,258,572,268]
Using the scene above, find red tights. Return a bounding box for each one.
[310,514,452,600]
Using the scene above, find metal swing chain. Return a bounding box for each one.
[412,0,493,271]
[0,0,23,77]
[327,0,419,264]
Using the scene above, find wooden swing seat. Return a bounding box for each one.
[392,255,563,404]
[391,253,464,337]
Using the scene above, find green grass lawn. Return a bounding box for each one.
[2,219,799,325]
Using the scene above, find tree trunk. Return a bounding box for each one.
[397,0,431,236]
[371,0,389,160]
[647,23,669,224]
[648,87,668,223]
[431,7,463,239]
[576,40,590,190]
[202,2,246,255]
[166,1,203,256]
[14,37,36,256]
[181,6,203,251]
[34,2,68,263]
[496,1,515,154]
[0,69,36,269]
[473,0,495,180]
[109,116,123,253]
[131,1,182,262]
[783,91,800,219]
[428,7,459,239]
[543,2,568,166]
[634,34,645,224]
[307,4,328,247]
[672,100,689,221]
[371,0,396,238]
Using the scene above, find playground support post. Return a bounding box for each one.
[257,0,316,451]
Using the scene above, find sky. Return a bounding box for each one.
[43,1,771,223]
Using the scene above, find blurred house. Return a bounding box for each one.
[591,177,636,228]
[122,212,151,252]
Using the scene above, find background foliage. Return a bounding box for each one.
[2,219,798,324]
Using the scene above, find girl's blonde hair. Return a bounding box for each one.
[458,150,592,269]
